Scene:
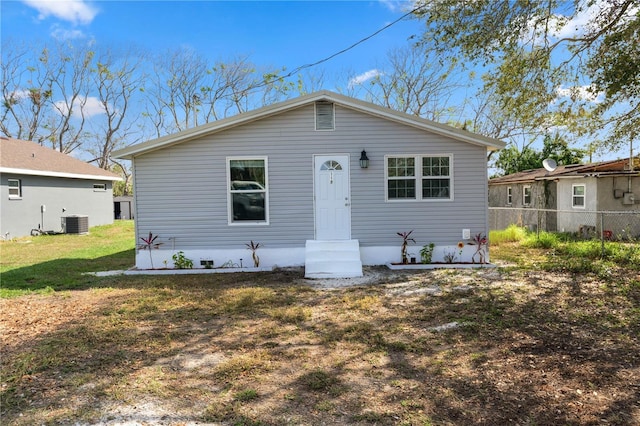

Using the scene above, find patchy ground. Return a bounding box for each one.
[1,265,639,425]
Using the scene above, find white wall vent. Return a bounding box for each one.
[315,101,334,130]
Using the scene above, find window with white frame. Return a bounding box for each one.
[386,155,452,201]
[93,183,107,191]
[8,179,21,198]
[572,184,585,208]
[507,186,512,205]
[228,157,268,224]
[523,185,532,206]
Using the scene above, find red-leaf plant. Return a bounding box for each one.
[138,232,163,269]
[245,240,262,268]
[469,233,488,264]
[397,230,416,264]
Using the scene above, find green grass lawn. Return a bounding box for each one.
[2,221,638,298]
[1,221,639,425]
[0,220,135,297]
[490,225,640,276]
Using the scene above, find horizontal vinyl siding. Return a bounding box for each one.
[134,104,490,249]
[341,105,488,246]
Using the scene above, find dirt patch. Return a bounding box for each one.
[1,266,639,425]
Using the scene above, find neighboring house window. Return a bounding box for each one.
[572,184,585,208]
[507,186,512,205]
[315,101,334,130]
[93,183,107,191]
[228,157,268,224]
[523,185,532,206]
[386,155,453,201]
[8,179,21,198]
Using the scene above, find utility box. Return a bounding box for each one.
[62,215,89,234]
[623,192,635,205]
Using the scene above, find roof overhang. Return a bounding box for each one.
[113,91,506,160]
[0,167,122,181]
[537,171,640,180]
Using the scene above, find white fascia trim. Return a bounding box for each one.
[324,91,506,150]
[113,95,322,159]
[0,167,122,181]
[113,91,506,159]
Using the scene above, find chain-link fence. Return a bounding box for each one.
[489,207,640,242]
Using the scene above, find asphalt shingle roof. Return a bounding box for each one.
[0,137,120,180]
[489,158,639,185]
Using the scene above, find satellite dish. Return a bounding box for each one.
[543,158,557,172]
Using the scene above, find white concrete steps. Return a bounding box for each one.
[304,240,363,278]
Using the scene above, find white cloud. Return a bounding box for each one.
[348,69,383,88]
[551,1,600,39]
[51,24,86,40]
[82,97,106,117]
[525,0,639,45]
[54,96,106,118]
[555,84,604,104]
[378,0,410,13]
[22,0,98,25]
[9,89,31,101]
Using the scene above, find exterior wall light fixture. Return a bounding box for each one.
[359,149,370,168]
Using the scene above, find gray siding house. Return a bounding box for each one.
[489,158,640,236]
[114,91,505,277]
[1,137,121,238]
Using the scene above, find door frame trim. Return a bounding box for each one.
[312,153,352,240]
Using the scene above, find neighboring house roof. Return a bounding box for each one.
[0,137,121,181]
[489,158,640,185]
[113,90,507,159]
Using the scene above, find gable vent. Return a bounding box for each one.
[315,101,335,130]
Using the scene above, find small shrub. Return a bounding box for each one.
[561,239,602,258]
[523,231,558,249]
[443,250,458,263]
[489,225,527,245]
[420,243,435,264]
[172,251,193,269]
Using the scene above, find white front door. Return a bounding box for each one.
[314,154,351,240]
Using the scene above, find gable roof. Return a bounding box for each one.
[489,157,640,185]
[113,90,506,159]
[0,137,121,181]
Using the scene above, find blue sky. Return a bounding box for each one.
[1,0,630,164]
[1,0,422,89]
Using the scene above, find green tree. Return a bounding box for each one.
[540,134,586,166]
[494,134,585,176]
[493,145,542,176]
[414,0,639,152]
